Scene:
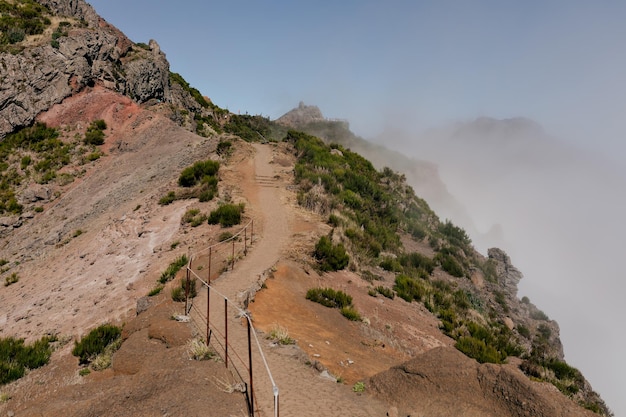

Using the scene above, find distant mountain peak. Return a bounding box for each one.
[275,102,324,126]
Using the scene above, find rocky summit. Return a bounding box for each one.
[0,1,613,416]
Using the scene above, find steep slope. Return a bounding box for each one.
[275,102,478,237]
[0,86,216,340]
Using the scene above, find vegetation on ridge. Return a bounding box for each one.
[0,0,51,49]
[159,159,219,205]
[287,127,611,414]
[72,324,121,368]
[0,122,106,215]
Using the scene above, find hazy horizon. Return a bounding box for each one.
[88,1,626,414]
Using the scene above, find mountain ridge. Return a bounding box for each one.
[0,1,613,415]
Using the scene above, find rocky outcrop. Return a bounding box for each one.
[0,0,173,139]
[276,101,324,126]
[488,247,523,298]
[368,346,596,417]
[36,0,100,25]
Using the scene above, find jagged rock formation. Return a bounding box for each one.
[275,101,324,126]
[488,247,522,298]
[36,0,100,25]
[0,0,213,139]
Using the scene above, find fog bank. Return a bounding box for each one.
[374,118,626,414]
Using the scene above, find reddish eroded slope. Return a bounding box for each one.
[0,86,215,341]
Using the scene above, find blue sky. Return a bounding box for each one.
[89,1,625,414]
[89,0,626,166]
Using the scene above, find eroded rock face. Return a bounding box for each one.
[488,247,523,298]
[36,0,100,25]
[368,347,596,417]
[0,0,172,138]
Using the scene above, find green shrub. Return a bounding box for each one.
[328,214,341,227]
[545,359,583,382]
[314,235,349,271]
[438,220,471,251]
[148,285,163,296]
[379,257,402,273]
[218,232,233,242]
[178,160,219,187]
[159,255,188,284]
[352,381,365,393]
[216,140,232,156]
[436,252,465,277]
[4,273,19,286]
[72,324,121,365]
[198,188,215,202]
[224,114,273,142]
[20,155,31,169]
[375,286,394,299]
[182,208,207,227]
[0,1,51,49]
[398,252,435,275]
[159,191,176,205]
[517,325,531,339]
[0,336,53,385]
[171,286,185,302]
[93,120,107,130]
[394,274,427,302]
[83,120,107,146]
[306,288,352,309]
[207,203,244,227]
[171,278,197,302]
[340,306,361,321]
[455,336,503,364]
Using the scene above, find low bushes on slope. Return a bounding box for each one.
[0,335,53,385]
[207,203,244,227]
[159,255,189,284]
[314,235,349,271]
[160,159,220,205]
[306,287,361,321]
[72,324,121,365]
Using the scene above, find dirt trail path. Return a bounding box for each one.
[189,143,389,416]
[212,143,290,300]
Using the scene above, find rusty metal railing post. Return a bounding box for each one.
[251,220,254,242]
[244,227,247,255]
[274,387,279,417]
[208,247,212,284]
[184,259,191,315]
[247,317,255,417]
[224,298,228,368]
[206,286,211,344]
